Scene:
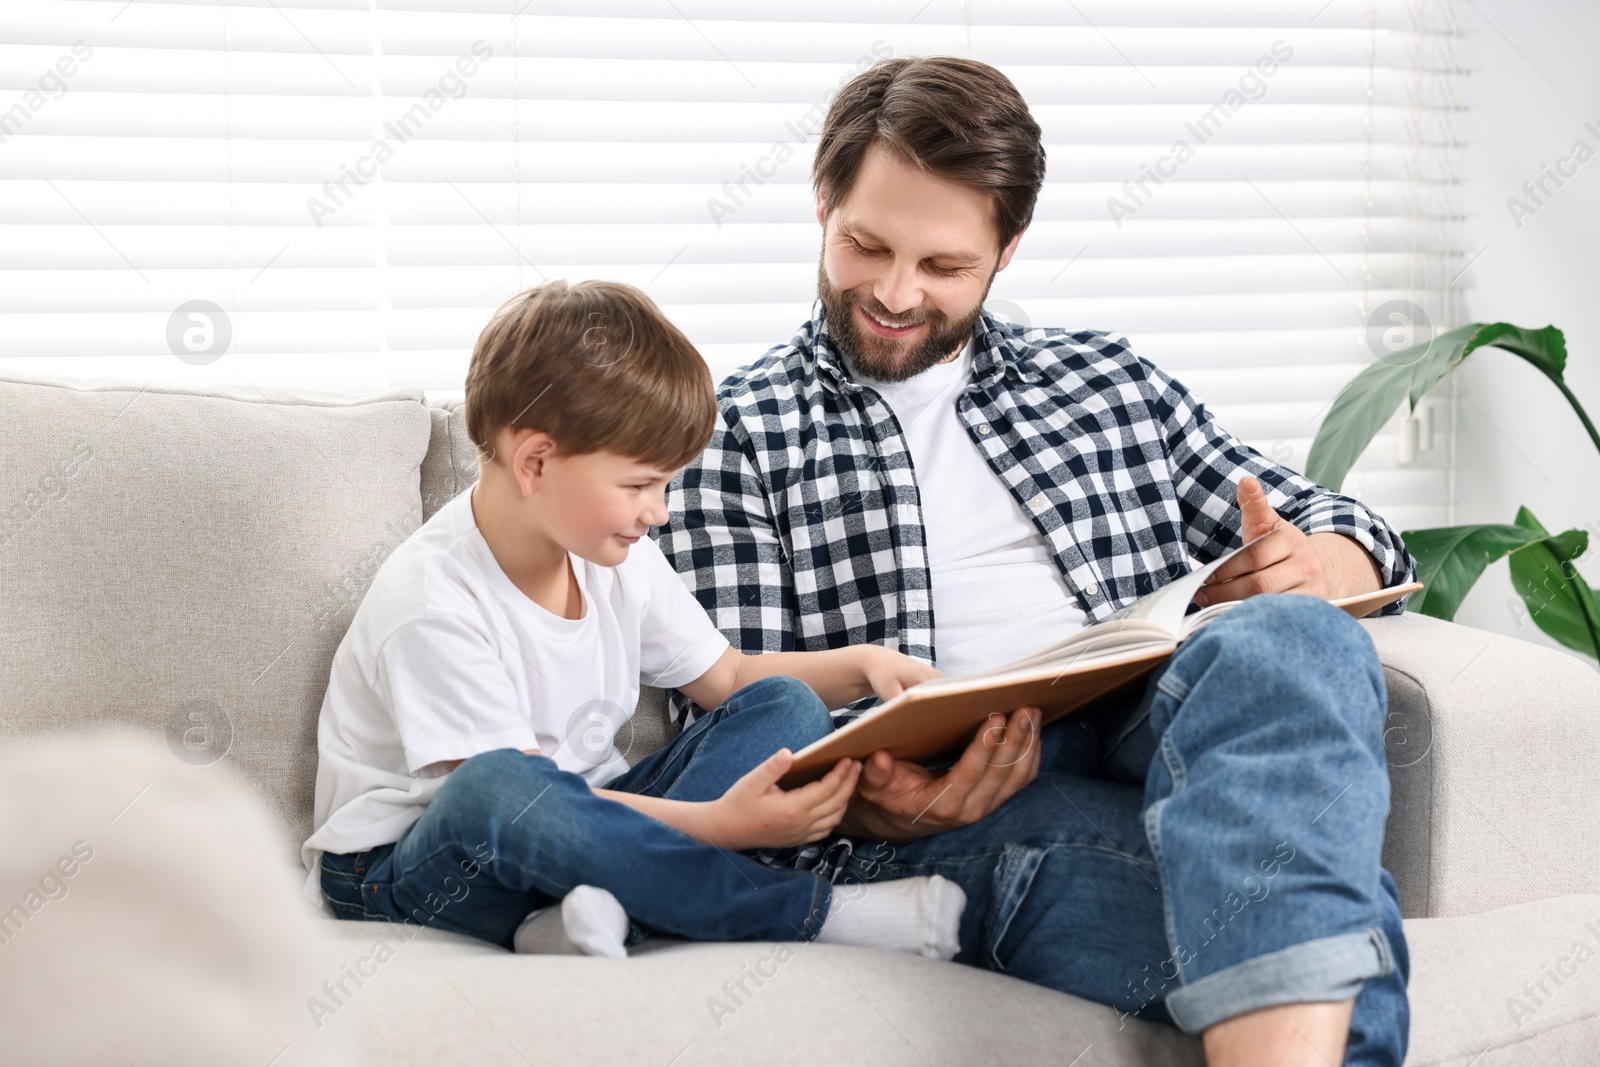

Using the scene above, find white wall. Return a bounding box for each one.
[1449,0,1600,663]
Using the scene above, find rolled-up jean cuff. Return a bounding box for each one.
[1164,926,1396,1034]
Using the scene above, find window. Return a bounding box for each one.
[2,0,1465,527]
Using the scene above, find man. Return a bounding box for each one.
[655,56,1416,1067]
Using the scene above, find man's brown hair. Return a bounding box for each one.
[812,56,1046,249]
[464,280,716,471]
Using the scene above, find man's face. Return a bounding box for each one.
[816,141,1024,382]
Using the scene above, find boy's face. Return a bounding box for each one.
[528,447,676,567]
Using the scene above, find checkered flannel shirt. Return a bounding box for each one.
[652,301,1416,881]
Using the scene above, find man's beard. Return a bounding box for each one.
[817,260,994,383]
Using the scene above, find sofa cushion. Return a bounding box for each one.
[320,921,1202,1065]
[1404,893,1600,1065]
[0,731,359,1066]
[315,893,1600,1066]
[0,370,432,851]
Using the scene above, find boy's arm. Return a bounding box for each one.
[430,748,850,851]
[675,644,942,715]
[426,750,730,846]
[591,787,726,844]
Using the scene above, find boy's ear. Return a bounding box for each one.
[506,428,559,495]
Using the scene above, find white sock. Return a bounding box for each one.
[814,874,965,960]
[512,885,629,959]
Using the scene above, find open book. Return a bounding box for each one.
[775,536,1422,789]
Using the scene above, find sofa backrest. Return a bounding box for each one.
[0,372,674,855]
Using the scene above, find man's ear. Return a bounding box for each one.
[996,224,1028,273]
[814,187,828,228]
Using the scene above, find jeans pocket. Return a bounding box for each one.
[326,896,367,922]
[985,844,1049,973]
[320,856,365,916]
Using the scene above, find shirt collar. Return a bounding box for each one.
[808,298,1047,394]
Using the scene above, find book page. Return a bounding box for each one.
[784,574,1426,787]
[1174,577,1426,639]
[908,530,1416,693]
[1177,600,1238,638]
[940,622,1175,681]
[1101,531,1269,633]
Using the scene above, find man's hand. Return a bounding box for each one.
[836,705,1041,845]
[1194,475,1382,607]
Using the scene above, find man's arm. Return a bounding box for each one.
[653,412,796,728]
[1142,354,1416,612]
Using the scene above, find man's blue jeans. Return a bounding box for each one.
[834,593,1408,1066]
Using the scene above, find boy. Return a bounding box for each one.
[301,279,968,959]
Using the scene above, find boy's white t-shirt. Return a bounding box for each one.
[300,485,729,903]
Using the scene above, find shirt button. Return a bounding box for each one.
[1084,582,1100,597]
[1028,493,1045,509]
[977,424,991,435]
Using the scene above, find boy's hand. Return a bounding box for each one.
[859,645,944,704]
[705,750,861,851]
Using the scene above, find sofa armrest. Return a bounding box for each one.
[1362,611,1600,918]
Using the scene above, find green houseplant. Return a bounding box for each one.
[1305,323,1600,662]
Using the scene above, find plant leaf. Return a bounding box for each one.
[1305,322,1570,490]
[1461,323,1567,383]
[1305,324,1474,490]
[1400,522,1549,619]
[1507,507,1600,659]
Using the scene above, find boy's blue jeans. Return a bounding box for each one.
[322,593,1406,1065]
[320,674,843,944]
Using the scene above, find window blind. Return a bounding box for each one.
[1,0,1466,529]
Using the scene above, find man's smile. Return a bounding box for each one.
[859,304,925,340]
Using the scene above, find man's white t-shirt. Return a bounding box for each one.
[300,485,729,903]
[850,337,1088,680]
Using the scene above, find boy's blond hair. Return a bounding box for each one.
[465,280,716,470]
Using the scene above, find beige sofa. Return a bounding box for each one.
[1,368,1597,1066]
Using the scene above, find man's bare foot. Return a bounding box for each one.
[1201,998,1355,1067]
